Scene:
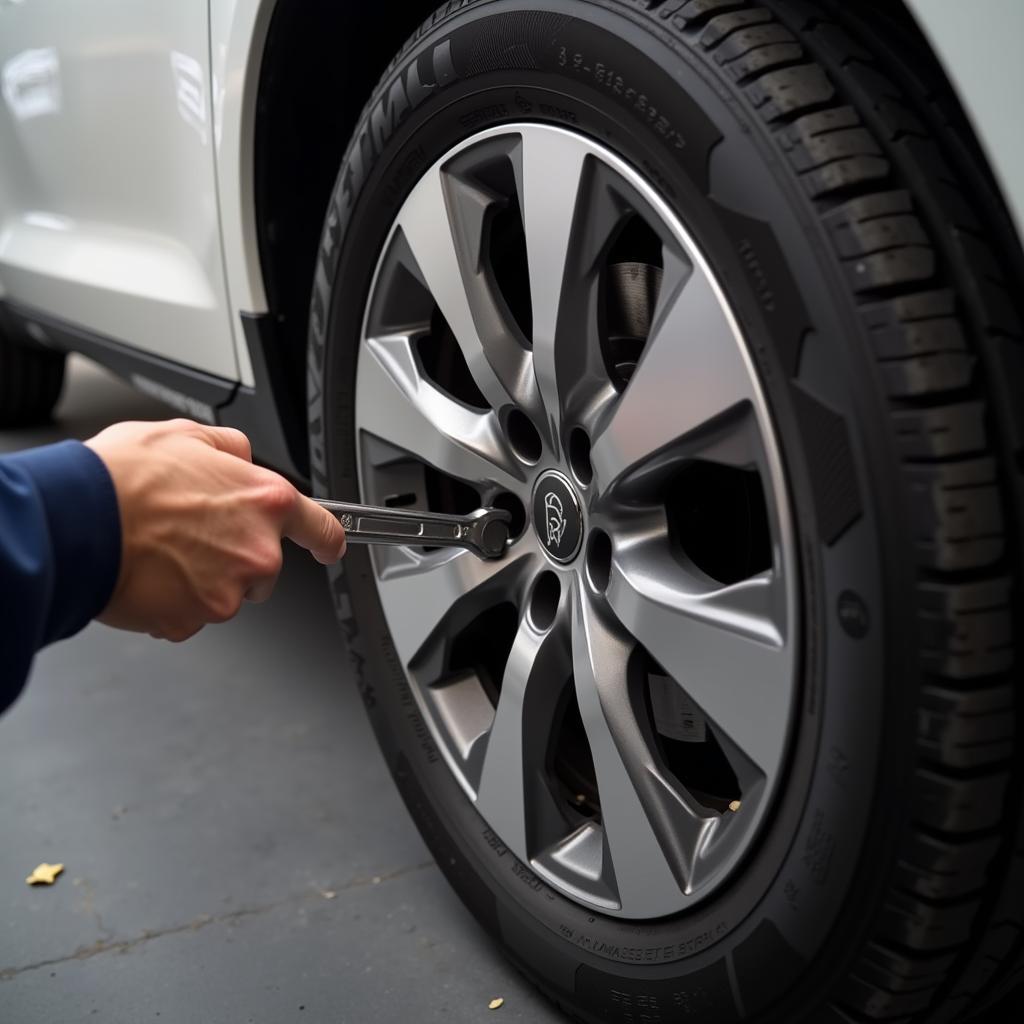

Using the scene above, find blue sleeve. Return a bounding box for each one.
[0,440,121,713]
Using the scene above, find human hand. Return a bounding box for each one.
[85,419,346,641]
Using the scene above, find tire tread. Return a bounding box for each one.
[666,1,1023,1018]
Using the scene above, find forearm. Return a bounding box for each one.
[0,441,121,711]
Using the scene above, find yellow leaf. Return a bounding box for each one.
[26,863,64,886]
[488,997,504,1010]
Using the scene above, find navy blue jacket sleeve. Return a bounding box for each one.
[0,441,121,713]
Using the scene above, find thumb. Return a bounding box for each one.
[284,493,347,564]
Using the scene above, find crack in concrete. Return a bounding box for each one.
[0,904,271,982]
[1,860,435,981]
[72,877,115,945]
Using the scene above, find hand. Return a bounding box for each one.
[84,419,346,641]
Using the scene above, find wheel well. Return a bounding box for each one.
[253,0,434,426]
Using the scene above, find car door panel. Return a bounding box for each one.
[0,0,238,379]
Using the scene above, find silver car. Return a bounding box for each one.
[2,1,1021,1020]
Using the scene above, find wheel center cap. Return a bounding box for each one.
[532,470,584,564]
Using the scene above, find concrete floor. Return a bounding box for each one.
[1,358,1019,1023]
[0,358,563,1023]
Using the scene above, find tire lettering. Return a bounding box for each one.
[458,103,509,128]
[802,809,835,886]
[565,922,729,963]
[482,828,508,857]
[511,861,544,891]
[344,39,457,210]
[558,46,685,148]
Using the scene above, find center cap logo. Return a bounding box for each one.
[532,470,583,563]
[545,492,567,548]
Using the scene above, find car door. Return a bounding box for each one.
[0,0,238,380]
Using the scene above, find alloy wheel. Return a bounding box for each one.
[354,124,797,919]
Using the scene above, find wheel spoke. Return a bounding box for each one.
[475,595,571,857]
[376,540,539,669]
[607,540,790,776]
[571,582,716,913]
[360,333,524,492]
[517,135,624,444]
[591,251,759,492]
[397,164,539,417]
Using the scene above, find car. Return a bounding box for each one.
[1,1,1021,1020]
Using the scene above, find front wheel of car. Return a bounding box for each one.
[309,2,1023,1020]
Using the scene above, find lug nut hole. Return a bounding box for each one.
[568,427,593,486]
[586,529,612,594]
[506,409,543,464]
[490,491,527,540]
[528,571,561,631]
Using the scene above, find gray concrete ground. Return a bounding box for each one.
[1,358,1019,1023]
[0,358,563,1023]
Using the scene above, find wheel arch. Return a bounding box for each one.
[246,0,436,446]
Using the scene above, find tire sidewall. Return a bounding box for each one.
[308,3,915,1019]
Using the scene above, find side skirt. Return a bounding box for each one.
[0,300,308,482]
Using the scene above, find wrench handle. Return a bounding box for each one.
[314,499,511,560]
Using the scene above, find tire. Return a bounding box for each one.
[308,2,1024,1021]
[0,329,66,427]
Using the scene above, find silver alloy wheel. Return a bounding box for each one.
[354,124,797,919]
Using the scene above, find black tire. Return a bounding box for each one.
[0,329,66,427]
[308,2,1024,1020]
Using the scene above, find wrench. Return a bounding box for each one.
[314,498,512,560]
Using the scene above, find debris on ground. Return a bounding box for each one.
[319,889,337,900]
[488,997,504,1010]
[26,863,64,886]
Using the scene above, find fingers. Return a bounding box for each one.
[152,419,255,462]
[244,569,281,604]
[282,492,347,564]
[149,621,205,643]
[198,425,253,462]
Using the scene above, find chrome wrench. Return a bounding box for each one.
[314,498,512,560]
